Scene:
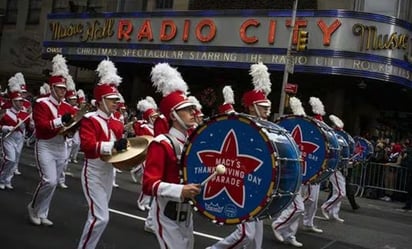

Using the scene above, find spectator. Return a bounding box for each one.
[401,139,412,210]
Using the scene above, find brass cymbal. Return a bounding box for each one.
[59,106,89,135]
[103,136,153,170]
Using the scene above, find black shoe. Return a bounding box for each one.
[352,204,360,210]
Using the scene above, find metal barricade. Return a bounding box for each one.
[347,162,366,196]
[361,162,409,198]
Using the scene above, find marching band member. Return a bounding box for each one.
[0,75,31,189]
[271,97,305,248]
[38,83,51,100]
[207,63,271,249]
[188,96,204,126]
[27,54,76,226]
[142,63,200,249]
[299,97,323,234]
[321,110,347,223]
[58,75,78,189]
[69,89,87,164]
[132,96,158,183]
[134,96,159,234]
[112,93,128,187]
[153,113,169,136]
[329,114,360,210]
[77,89,87,109]
[77,58,126,249]
[218,85,236,114]
[9,72,32,175]
[133,96,158,137]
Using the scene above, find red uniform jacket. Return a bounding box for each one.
[0,108,31,133]
[113,111,125,124]
[33,96,76,140]
[133,120,154,136]
[80,110,124,159]
[142,128,186,196]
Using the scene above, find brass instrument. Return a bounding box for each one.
[59,105,89,136]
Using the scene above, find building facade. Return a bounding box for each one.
[0,0,411,140]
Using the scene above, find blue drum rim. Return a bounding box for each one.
[182,114,279,225]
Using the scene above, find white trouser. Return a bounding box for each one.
[302,183,320,227]
[59,139,73,184]
[70,131,80,160]
[0,133,24,184]
[209,221,263,249]
[153,198,194,249]
[272,188,304,240]
[145,198,155,230]
[30,138,67,218]
[78,158,114,249]
[322,170,346,218]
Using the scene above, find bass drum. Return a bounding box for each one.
[276,115,340,184]
[336,134,350,169]
[353,136,374,161]
[181,113,301,225]
[335,129,355,156]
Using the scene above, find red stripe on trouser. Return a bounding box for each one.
[325,172,343,211]
[31,141,45,207]
[81,160,97,249]
[303,185,311,202]
[156,200,168,249]
[228,224,246,249]
[275,200,297,230]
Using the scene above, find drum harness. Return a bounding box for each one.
[164,134,191,225]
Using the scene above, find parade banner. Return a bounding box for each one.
[43,10,412,87]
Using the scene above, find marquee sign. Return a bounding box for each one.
[43,10,412,87]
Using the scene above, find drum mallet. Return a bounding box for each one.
[201,164,226,186]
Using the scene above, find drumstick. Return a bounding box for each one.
[3,114,31,139]
[201,164,226,186]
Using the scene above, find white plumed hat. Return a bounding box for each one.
[289,97,306,116]
[309,97,325,121]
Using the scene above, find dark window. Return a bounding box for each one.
[5,0,17,24]
[53,0,103,13]
[27,0,42,24]
[156,0,173,9]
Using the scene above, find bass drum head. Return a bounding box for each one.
[276,115,340,184]
[353,136,374,161]
[182,114,280,225]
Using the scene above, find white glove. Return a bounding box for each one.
[2,125,13,133]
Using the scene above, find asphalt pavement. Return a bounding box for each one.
[1,146,412,249]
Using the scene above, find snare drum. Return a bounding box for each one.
[353,136,374,161]
[276,115,340,184]
[181,113,301,225]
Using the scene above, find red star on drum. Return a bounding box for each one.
[291,125,319,177]
[198,130,262,208]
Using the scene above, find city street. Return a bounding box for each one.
[1,146,412,249]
